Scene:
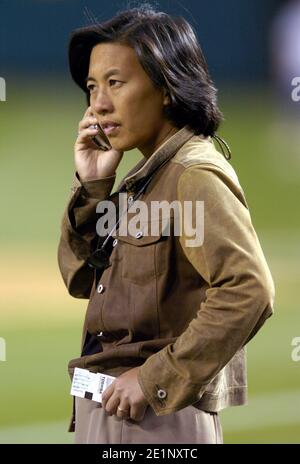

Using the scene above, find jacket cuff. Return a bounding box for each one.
[70,172,116,229]
[78,172,116,199]
[137,349,207,416]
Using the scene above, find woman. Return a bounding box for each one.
[58,5,275,444]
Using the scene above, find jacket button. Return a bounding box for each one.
[128,195,134,205]
[135,231,143,239]
[112,239,118,247]
[97,284,105,294]
[157,389,167,399]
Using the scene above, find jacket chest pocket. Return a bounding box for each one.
[115,219,171,284]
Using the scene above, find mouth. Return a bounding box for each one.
[100,122,121,136]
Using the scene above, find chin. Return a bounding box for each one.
[111,136,137,152]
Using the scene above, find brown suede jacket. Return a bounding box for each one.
[57,125,275,432]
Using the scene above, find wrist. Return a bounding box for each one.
[78,172,116,182]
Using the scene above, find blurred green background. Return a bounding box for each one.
[1,0,300,445]
[0,80,299,444]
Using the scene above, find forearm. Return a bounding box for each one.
[137,166,275,415]
[57,172,116,298]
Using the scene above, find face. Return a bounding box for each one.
[86,42,178,157]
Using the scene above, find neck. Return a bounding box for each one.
[139,125,180,159]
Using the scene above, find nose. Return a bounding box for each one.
[92,88,114,115]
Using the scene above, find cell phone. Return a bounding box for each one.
[90,124,112,151]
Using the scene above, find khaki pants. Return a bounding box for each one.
[74,397,223,444]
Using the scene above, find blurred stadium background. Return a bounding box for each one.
[0,0,299,443]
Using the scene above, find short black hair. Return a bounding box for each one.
[68,3,223,136]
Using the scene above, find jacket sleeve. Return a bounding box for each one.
[137,165,275,415]
[57,172,116,298]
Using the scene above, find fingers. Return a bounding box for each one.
[116,403,131,420]
[103,397,146,422]
[76,115,99,145]
[83,106,95,118]
[78,115,98,132]
[104,394,122,417]
[101,382,114,409]
[76,106,102,145]
[129,404,147,422]
[76,125,99,145]
[101,373,148,422]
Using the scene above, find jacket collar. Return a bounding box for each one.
[122,125,196,191]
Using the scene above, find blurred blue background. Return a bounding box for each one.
[0,0,285,82]
[0,0,299,444]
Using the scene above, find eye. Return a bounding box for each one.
[87,84,96,92]
[109,79,122,87]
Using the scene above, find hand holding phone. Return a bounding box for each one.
[74,107,123,181]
